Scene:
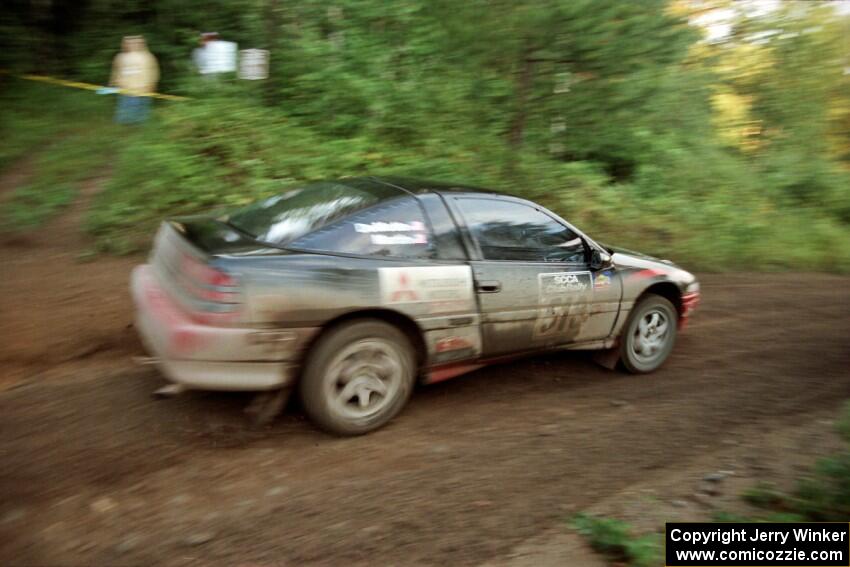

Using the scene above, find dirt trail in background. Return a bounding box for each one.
[0,154,37,202]
[0,161,142,387]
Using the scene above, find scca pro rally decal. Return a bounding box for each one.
[533,271,593,339]
[379,266,474,312]
[540,272,592,294]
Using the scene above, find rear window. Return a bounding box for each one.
[291,196,433,259]
[224,179,399,245]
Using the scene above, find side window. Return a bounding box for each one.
[291,196,433,259]
[456,198,585,263]
[418,193,467,260]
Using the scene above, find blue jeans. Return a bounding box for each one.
[115,95,151,124]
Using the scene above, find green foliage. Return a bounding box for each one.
[572,514,662,567]
[787,403,850,521]
[706,2,850,225]
[712,511,751,523]
[3,98,118,230]
[577,403,850,565]
[732,402,850,522]
[74,89,850,270]
[742,481,785,509]
[6,183,76,229]
[0,80,109,169]
[0,1,847,269]
[792,449,850,521]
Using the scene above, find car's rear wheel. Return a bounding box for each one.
[300,319,415,436]
[619,294,678,374]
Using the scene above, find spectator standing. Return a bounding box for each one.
[192,32,238,77]
[110,36,159,124]
[192,32,218,75]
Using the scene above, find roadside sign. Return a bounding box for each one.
[238,49,269,80]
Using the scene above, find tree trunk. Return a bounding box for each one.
[263,0,281,104]
[508,50,535,152]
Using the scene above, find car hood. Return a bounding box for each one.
[602,243,697,287]
[602,243,673,264]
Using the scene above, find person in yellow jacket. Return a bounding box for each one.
[109,36,159,124]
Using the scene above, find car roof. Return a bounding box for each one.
[368,176,509,198]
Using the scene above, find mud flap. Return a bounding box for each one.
[152,383,186,398]
[592,346,620,370]
[244,387,292,427]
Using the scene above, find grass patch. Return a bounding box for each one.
[572,514,661,567]
[0,78,113,170]
[576,404,850,565]
[1,84,127,230]
[732,403,850,522]
[719,404,850,523]
[4,130,119,230]
[742,481,785,509]
[5,183,76,228]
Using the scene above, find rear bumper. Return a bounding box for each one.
[142,358,295,391]
[131,265,314,391]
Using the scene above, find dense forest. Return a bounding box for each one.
[2,0,849,269]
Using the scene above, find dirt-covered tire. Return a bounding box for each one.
[619,294,678,374]
[299,319,416,436]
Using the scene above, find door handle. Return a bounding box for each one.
[476,280,501,293]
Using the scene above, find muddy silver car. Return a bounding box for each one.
[131,177,700,435]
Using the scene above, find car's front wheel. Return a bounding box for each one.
[619,294,678,373]
[300,319,415,436]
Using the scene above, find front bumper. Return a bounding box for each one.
[679,291,701,329]
[131,265,315,391]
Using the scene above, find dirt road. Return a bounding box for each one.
[2,270,849,566]
[3,162,850,566]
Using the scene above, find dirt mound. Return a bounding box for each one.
[0,167,144,389]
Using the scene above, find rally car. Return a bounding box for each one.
[131,177,700,435]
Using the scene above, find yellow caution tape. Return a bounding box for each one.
[1,69,190,101]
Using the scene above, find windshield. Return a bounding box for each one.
[224,179,400,245]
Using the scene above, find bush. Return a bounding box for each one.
[2,83,848,272]
[572,514,661,567]
[737,402,850,521]
[0,80,112,169]
[3,116,118,230]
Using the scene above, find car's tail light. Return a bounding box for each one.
[180,254,243,325]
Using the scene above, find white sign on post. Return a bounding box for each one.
[238,49,269,80]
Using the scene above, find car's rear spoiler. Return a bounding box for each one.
[167,217,285,256]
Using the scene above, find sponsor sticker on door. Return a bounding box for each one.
[379,266,474,312]
[539,272,593,296]
[594,270,613,288]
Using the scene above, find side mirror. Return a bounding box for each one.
[590,249,612,270]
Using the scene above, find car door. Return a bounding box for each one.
[288,192,483,367]
[447,195,621,358]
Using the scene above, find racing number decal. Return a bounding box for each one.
[533,272,593,339]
